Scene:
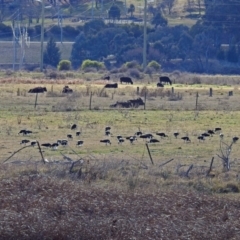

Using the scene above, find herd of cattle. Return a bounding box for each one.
[28,76,172,95]
[27,76,172,109]
[104,76,172,89]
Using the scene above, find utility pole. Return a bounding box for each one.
[40,0,45,72]
[143,0,147,70]
[57,3,63,43]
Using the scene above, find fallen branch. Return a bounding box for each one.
[159,158,174,168]
[3,145,32,163]
[185,164,194,178]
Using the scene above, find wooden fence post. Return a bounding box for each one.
[89,92,92,110]
[209,88,213,97]
[34,93,38,109]
[195,92,199,111]
[144,91,147,110]
[137,87,139,95]
[146,143,154,165]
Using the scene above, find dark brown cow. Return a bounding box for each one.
[120,77,133,84]
[28,87,47,93]
[105,83,118,88]
[157,82,164,87]
[62,86,73,93]
[159,76,172,85]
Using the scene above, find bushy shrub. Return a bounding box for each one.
[81,60,105,71]
[63,25,79,38]
[128,68,141,79]
[124,60,140,69]
[58,60,71,71]
[147,61,161,71]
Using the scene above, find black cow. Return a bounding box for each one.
[157,82,164,87]
[120,77,133,85]
[28,87,47,93]
[128,98,144,107]
[104,76,110,80]
[105,83,118,88]
[62,86,73,93]
[159,76,172,85]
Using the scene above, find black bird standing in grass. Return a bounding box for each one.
[181,136,191,142]
[173,132,180,138]
[100,139,111,145]
[71,124,77,130]
[76,140,84,146]
[233,137,239,143]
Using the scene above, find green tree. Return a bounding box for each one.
[108,5,121,20]
[202,0,240,40]
[227,46,238,63]
[43,37,61,67]
[128,4,135,17]
[70,32,87,69]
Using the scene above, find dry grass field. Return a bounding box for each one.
[1,71,240,238]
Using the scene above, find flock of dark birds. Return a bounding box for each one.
[18,124,239,151]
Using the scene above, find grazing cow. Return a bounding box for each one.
[128,98,145,107]
[76,140,84,146]
[117,101,132,108]
[159,76,172,85]
[215,127,222,132]
[120,77,133,85]
[104,83,118,88]
[62,86,73,94]
[76,131,81,136]
[104,76,110,80]
[28,87,47,93]
[157,82,164,88]
[100,139,111,145]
